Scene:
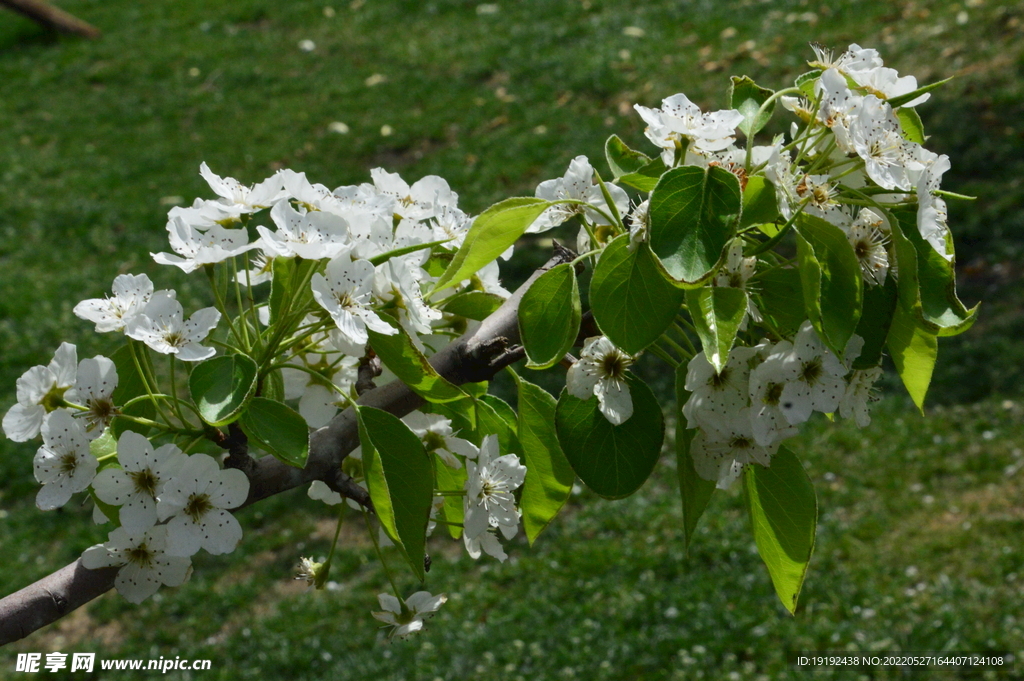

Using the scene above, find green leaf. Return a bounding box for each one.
[740,176,779,228]
[188,354,258,427]
[110,344,153,438]
[887,76,952,108]
[512,373,575,545]
[886,305,938,413]
[605,134,652,178]
[897,107,925,145]
[891,209,977,337]
[555,375,664,499]
[674,367,714,552]
[745,445,817,615]
[268,258,313,327]
[795,70,822,98]
[440,290,506,321]
[685,286,748,372]
[368,322,467,404]
[754,267,805,338]
[852,276,898,370]
[519,263,581,369]
[477,395,520,453]
[432,197,551,294]
[617,157,668,192]
[89,428,118,460]
[729,76,775,137]
[357,406,433,581]
[239,397,310,468]
[648,165,742,285]
[794,214,863,356]
[261,368,286,403]
[434,456,466,540]
[590,235,686,355]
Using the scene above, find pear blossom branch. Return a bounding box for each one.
[0,248,573,645]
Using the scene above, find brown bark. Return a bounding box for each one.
[0,249,570,646]
[0,0,100,39]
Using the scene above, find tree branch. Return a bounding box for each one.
[0,248,573,645]
[0,0,101,38]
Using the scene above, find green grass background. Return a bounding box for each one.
[1,0,1023,678]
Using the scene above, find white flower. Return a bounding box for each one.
[683,347,756,433]
[199,162,285,212]
[33,410,97,510]
[845,208,890,285]
[627,199,650,251]
[72,356,119,438]
[691,408,778,489]
[81,525,191,604]
[747,342,801,447]
[283,352,359,428]
[778,322,849,424]
[256,200,350,260]
[430,203,473,251]
[909,148,954,260]
[371,591,447,639]
[464,526,508,562]
[403,412,479,468]
[369,169,457,221]
[151,216,255,273]
[714,241,762,325]
[237,252,276,287]
[634,93,744,163]
[567,336,634,425]
[463,435,526,541]
[527,155,629,233]
[167,198,245,231]
[295,556,327,588]
[126,293,221,361]
[92,431,187,534]
[816,68,862,155]
[373,258,441,336]
[73,273,158,333]
[156,453,249,556]
[839,366,883,427]
[311,249,397,355]
[849,96,913,191]
[280,169,340,211]
[3,343,78,442]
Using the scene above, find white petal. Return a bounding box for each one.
[198,509,244,555]
[594,378,633,425]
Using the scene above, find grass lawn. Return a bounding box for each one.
[1,0,1023,678]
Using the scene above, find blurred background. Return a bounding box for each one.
[1,1,1022,678]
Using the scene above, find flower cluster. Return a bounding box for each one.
[682,323,878,488]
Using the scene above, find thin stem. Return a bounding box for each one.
[205,264,244,348]
[669,321,698,355]
[659,334,689,359]
[231,257,252,350]
[114,413,204,437]
[648,342,680,368]
[365,508,403,596]
[322,501,348,574]
[593,170,625,232]
[127,342,172,425]
[167,355,187,426]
